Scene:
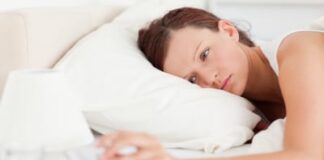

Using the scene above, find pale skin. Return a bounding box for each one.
[97,20,324,160]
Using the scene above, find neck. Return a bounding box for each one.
[240,44,283,103]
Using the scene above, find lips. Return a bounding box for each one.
[220,74,231,90]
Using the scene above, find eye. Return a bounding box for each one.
[200,48,209,61]
[188,75,197,84]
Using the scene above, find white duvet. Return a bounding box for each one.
[168,118,285,158]
[249,118,284,154]
[98,118,284,158]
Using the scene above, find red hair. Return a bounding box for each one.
[138,7,254,70]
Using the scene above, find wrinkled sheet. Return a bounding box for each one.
[249,118,285,154]
[168,118,285,158]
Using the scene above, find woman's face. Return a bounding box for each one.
[163,21,249,96]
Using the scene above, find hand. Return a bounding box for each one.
[97,131,173,160]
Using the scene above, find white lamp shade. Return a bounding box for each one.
[0,69,94,151]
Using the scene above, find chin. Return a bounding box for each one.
[231,86,244,96]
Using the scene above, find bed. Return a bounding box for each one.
[0,4,258,158]
[5,0,324,157]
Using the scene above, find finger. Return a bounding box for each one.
[96,132,119,147]
[98,132,135,159]
[100,146,136,160]
[151,153,173,160]
[100,131,163,159]
[103,139,137,158]
[108,150,156,160]
[108,156,132,160]
[125,150,159,160]
[109,151,172,160]
[102,132,155,157]
[105,143,163,159]
[115,131,161,148]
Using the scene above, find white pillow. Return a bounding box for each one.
[54,0,261,153]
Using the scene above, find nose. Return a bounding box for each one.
[199,70,221,88]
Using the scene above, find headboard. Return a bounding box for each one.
[0,5,126,96]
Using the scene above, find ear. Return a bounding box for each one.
[217,20,239,42]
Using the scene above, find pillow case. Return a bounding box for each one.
[54,0,261,153]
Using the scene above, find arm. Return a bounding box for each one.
[275,31,324,159]
[193,31,324,160]
[98,32,324,160]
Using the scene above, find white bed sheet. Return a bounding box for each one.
[167,118,285,158]
[94,131,251,158]
[92,131,251,158]
[167,144,250,159]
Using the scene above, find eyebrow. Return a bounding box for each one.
[182,40,203,79]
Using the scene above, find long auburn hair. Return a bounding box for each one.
[137,7,254,70]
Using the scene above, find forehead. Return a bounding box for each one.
[163,26,209,77]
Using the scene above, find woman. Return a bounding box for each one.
[97,7,324,160]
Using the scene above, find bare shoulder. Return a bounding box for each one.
[277,31,324,65]
[275,31,324,159]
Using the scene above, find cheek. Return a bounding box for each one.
[210,42,247,71]
[211,41,238,61]
[225,45,248,70]
[211,48,239,69]
[213,47,249,95]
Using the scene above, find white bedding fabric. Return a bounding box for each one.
[54,0,261,152]
[0,94,284,158]
[249,118,284,154]
[167,144,250,158]
[168,118,285,158]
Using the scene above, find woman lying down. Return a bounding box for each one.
[97,7,324,160]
